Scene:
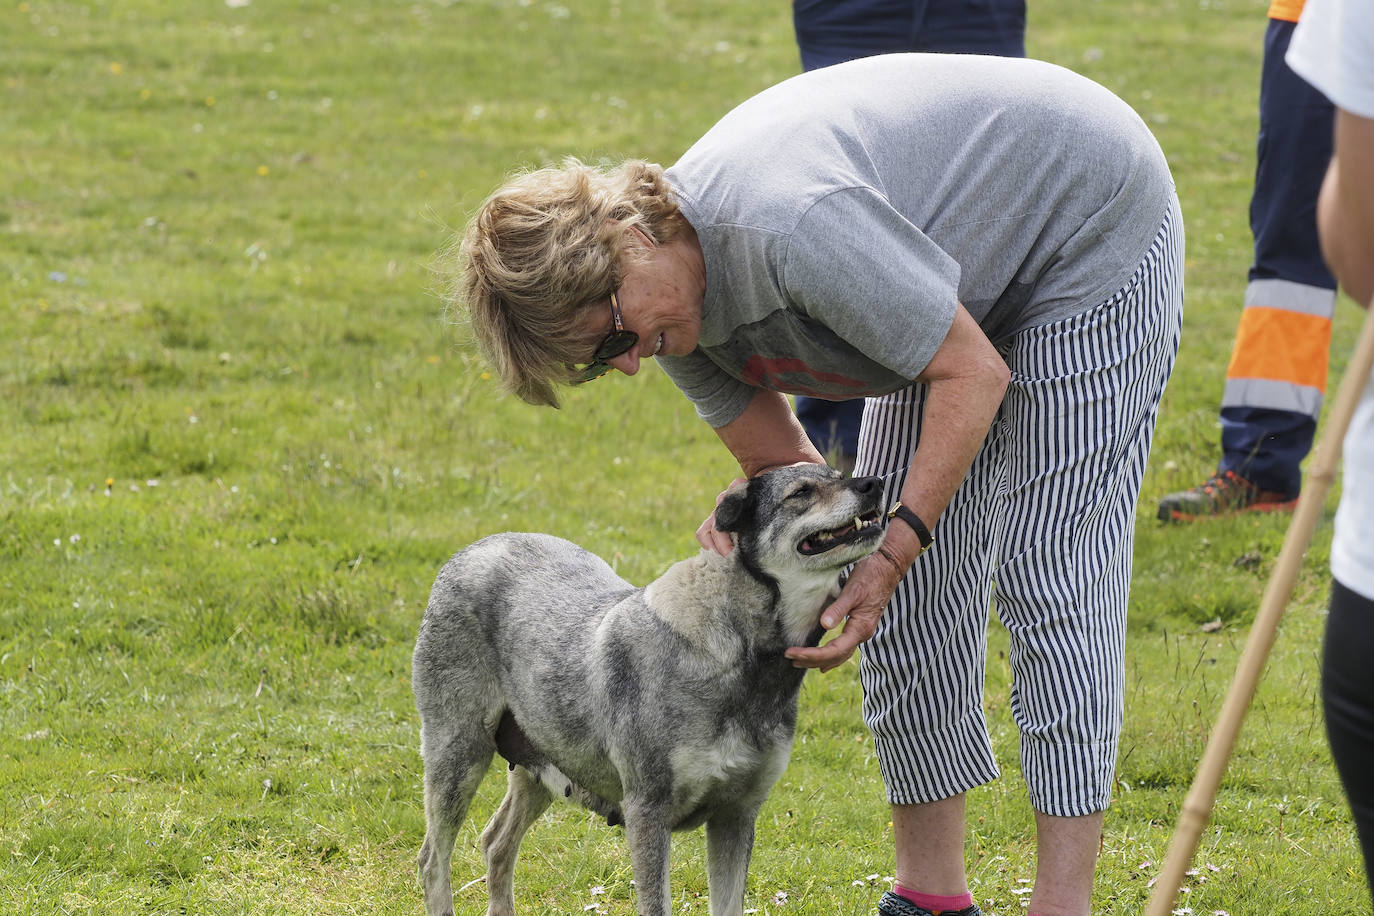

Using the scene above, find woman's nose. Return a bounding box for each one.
[608,350,639,376]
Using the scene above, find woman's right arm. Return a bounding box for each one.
[695,389,826,554]
[714,389,825,477]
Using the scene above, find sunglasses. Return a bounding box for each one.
[572,291,639,384]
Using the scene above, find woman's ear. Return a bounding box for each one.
[628,224,657,248]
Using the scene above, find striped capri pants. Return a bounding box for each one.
[853,196,1184,817]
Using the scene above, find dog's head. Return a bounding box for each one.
[713,464,887,643]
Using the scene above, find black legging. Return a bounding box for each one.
[1323,577,1374,902]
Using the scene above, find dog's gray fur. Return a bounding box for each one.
[412,464,886,916]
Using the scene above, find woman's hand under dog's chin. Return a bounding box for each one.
[784,549,907,672]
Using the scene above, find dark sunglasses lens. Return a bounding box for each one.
[572,324,638,386]
[594,329,639,362]
[573,360,613,384]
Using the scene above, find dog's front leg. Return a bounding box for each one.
[622,797,673,916]
[704,808,758,916]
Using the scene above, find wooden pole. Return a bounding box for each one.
[1145,301,1374,916]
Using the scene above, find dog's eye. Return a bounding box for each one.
[788,483,814,500]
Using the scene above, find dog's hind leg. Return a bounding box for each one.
[481,765,552,916]
[704,808,759,916]
[418,729,495,916]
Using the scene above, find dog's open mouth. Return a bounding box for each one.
[798,509,883,556]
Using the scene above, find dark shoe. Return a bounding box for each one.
[876,890,982,916]
[1156,470,1298,522]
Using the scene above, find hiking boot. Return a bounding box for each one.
[1156,470,1298,522]
[876,890,982,916]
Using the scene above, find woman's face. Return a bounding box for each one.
[579,226,704,378]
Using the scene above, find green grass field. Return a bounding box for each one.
[2,0,1367,912]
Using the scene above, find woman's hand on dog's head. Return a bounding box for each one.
[697,477,748,556]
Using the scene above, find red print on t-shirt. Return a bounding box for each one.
[739,355,871,398]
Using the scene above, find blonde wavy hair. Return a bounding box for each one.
[440,157,683,407]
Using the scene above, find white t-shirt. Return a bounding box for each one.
[1287,0,1374,119]
[1331,374,1374,600]
[1287,0,1374,600]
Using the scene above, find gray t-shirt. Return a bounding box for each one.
[659,53,1175,427]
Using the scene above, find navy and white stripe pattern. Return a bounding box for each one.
[853,197,1184,817]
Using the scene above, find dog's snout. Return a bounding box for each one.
[852,475,883,497]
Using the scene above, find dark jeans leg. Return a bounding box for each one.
[795,396,864,470]
[1322,577,1374,904]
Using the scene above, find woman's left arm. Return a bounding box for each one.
[786,303,1009,671]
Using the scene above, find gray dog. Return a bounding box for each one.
[412,464,887,916]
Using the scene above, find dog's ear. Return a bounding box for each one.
[714,482,753,534]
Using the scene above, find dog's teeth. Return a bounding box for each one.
[855,516,862,532]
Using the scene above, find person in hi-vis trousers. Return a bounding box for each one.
[1158,0,1337,521]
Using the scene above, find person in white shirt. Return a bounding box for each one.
[1286,0,1374,899]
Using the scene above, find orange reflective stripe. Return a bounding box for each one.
[1267,0,1305,22]
[1226,306,1331,391]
